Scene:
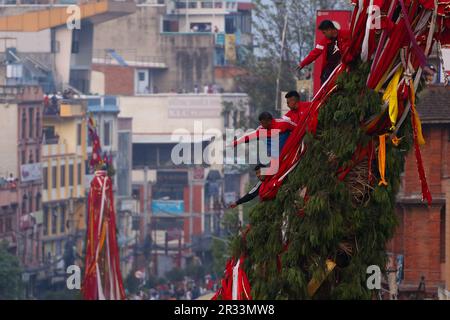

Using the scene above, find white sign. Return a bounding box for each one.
[20,163,42,182]
[168,97,221,119]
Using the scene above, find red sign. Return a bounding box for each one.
[313,10,352,95]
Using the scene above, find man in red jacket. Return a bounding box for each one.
[232,112,296,176]
[297,20,351,85]
[232,112,296,151]
[283,91,311,125]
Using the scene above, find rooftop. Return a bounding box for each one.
[0,0,136,32]
[416,85,450,124]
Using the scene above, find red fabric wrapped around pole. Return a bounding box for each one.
[82,170,126,300]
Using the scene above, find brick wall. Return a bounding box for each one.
[402,125,446,196]
[92,64,134,96]
[392,124,450,292]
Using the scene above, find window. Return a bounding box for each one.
[104,122,111,146]
[71,29,80,54]
[201,1,223,8]
[215,47,225,66]
[77,162,82,185]
[21,150,26,165]
[29,108,34,139]
[60,164,66,187]
[36,193,41,211]
[22,195,27,214]
[36,111,40,139]
[36,148,40,163]
[28,193,33,213]
[52,166,57,189]
[0,218,3,234]
[43,207,48,236]
[69,164,74,186]
[175,1,196,9]
[159,144,175,166]
[77,123,82,146]
[138,72,145,82]
[43,167,48,190]
[60,206,66,233]
[225,16,236,34]
[21,112,26,139]
[162,19,179,32]
[28,150,34,164]
[5,217,12,232]
[51,208,57,234]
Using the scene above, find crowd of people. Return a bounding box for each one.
[0,174,18,189]
[127,275,217,300]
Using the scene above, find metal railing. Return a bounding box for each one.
[93,48,166,66]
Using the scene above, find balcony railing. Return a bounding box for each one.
[42,133,59,145]
[93,49,166,68]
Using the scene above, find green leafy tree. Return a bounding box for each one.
[0,241,23,299]
[211,238,228,277]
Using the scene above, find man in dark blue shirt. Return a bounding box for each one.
[229,165,267,208]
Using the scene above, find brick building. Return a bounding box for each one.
[389,85,450,298]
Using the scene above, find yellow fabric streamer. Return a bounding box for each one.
[378,134,388,187]
[307,259,336,297]
[409,80,426,146]
[382,67,403,130]
[375,60,396,93]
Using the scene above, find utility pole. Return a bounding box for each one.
[143,165,149,282]
[275,0,289,111]
[185,0,189,32]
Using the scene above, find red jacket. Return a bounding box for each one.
[299,30,351,70]
[283,101,311,124]
[233,118,297,147]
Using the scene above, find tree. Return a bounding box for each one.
[228,61,416,299]
[0,241,23,299]
[211,238,228,277]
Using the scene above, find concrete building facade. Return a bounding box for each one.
[40,98,87,283]
[0,85,44,296]
[118,92,249,274]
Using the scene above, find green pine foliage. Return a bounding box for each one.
[230,61,415,299]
